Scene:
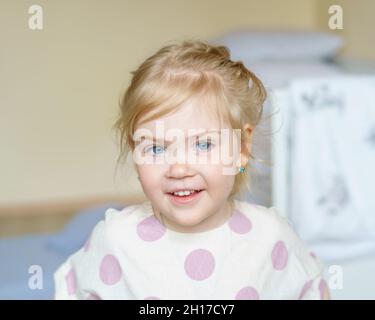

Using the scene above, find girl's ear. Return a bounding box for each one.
[240,124,254,165]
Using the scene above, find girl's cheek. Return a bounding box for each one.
[201,165,231,182]
[138,166,160,185]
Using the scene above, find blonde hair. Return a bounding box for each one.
[113,39,267,210]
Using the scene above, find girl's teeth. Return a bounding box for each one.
[173,190,196,196]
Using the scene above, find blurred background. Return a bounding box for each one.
[1,0,374,299]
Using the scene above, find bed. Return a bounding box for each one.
[0,202,127,299]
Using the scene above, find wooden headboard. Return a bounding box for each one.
[0,193,148,238]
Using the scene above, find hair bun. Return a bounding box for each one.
[210,45,230,59]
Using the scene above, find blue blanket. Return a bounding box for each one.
[0,203,124,299]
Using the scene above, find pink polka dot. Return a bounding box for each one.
[144,296,160,300]
[137,216,166,241]
[271,240,288,270]
[235,286,259,300]
[228,210,252,234]
[99,254,122,285]
[86,293,101,300]
[298,280,313,299]
[184,249,215,281]
[319,278,328,299]
[65,268,77,296]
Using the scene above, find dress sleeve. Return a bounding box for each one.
[288,233,330,300]
[53,216,108,300]
[53,250,85,300]
[54,206,140,300]
[298,272,330,300]
[267,207,331,300]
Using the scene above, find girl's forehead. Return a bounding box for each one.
[136,123,230,140]
[136,119,230,139]
[137,99,229,133]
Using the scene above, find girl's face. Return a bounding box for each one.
[133,99,247,233]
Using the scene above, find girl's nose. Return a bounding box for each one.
[166,163,195,179]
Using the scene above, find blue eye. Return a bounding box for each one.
[196,139,214,151]
[145,145,165,155]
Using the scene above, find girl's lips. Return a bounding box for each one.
[166,190,204,206]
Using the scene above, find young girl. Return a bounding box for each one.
[54,39,330,300]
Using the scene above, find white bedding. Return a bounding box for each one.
[245,60,344,89]
[241,60,344,208]
[323,254,375,299]
[240,61,375,300]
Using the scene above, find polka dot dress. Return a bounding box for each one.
[53,200,328,300]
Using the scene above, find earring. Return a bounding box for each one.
[239,166,246,173]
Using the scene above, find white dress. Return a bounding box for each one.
[53,200,328,300]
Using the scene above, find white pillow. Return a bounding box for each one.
[211,29,343,62]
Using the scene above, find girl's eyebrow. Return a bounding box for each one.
[142,129,221,145]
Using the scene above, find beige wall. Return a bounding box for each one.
[0,0,373,209]
[316,0,375,60]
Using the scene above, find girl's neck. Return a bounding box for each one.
[152,201,233,234]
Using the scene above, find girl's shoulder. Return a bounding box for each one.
[102,201,152,225]
[233,199,295,236]
[89,200,155,241]
[233,199,325,275]
[233,199,304,245]
[53,201,153,299]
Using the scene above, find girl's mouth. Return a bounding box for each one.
[166,190,204,206]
